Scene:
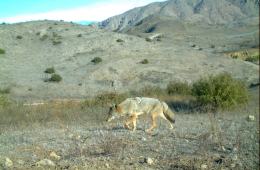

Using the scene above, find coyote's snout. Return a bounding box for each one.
[106,97,175,133]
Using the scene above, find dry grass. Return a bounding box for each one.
[0,100,106,132]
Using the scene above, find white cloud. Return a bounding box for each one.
[0,0,166,23]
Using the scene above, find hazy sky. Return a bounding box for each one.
[0,0,166,23]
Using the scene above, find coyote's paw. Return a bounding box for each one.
[124,124,133,130]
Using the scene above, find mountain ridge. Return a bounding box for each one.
[98,0,259,32]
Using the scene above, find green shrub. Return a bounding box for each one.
[52,39,62,45]
[0,87,11,94]
[44,67,55,74]
[40,34,48,41]
[145,37,152,42]
[0,48,5,54]
[192,73,248,111]
[116,39,124,42]
[0,95,9,108]
[77,34,82,37]
[140,59,149,64]
[16,35,23,39]
[51,32,62,45]
[91,57,102,64]
[167,81,192,95]
[49,74,62,82]
[245,54,259,63]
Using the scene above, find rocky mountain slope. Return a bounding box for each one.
[98,0,259,32]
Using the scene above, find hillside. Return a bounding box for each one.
[0,20,258,101]
[98,0,259,32]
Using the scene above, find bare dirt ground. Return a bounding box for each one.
[0,87,258,169]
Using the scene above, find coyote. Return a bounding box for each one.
[106,97,175,133]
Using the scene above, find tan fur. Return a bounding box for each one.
[106,97,175,133]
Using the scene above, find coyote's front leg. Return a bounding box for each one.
[124,114,137,131]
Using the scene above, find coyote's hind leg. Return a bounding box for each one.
[145,113,157,134]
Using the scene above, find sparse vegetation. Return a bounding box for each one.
[0,48,5,54]
[52,39,62,45]
[145,37,152,42]
[145,26,156,33]
[52,32,62,45]
[167,81,192,95]
[16,35,23,39]
[49,73,62,82]
[228,49,259,64]
[192,73,248,111]
[91,57,102,64]
[0,87,11,94]
[245,54,259,63]
[116,39,124,42]
[0,87,10,108]
[40,34,48,41]
[139,86,166,97]
[0,95,9,108]
[140,59,149,64]
[44,67,55,74]
[83,92,128,107]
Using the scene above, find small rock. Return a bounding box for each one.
[17,159,25,165]
[36,159,55,167]
[200,164,207,169]
[71,165,79,170]
[233,147,238,152]
[221,146,226,151]
[230,163,236,168]
[5,157,13,168]
[145,157,153,165]
[75,135,81,140]
[232,154,238,161]
[248,115,255,121]
[68,133,74,138]
[105,163,109,168]
[50,151,61,160]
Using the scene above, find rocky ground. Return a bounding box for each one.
[0,87,258,169]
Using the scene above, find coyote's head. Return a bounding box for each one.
[106,104,118,122]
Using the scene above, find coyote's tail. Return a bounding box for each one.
[161,101,175,124]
